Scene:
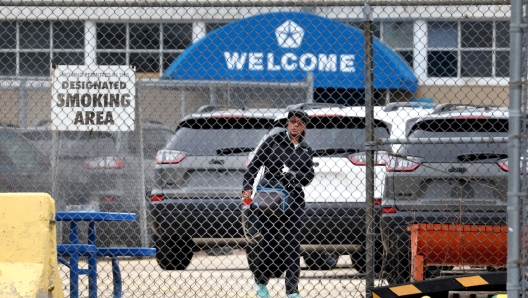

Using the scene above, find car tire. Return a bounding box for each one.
[155,236,194,270]
[384,252,410,285]
[351,250,383,274]
[246,244,286,278]
[304,252,338,271]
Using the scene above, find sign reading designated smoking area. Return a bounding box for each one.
[52,65,136,131]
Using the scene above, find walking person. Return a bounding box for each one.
[243,110,315,298]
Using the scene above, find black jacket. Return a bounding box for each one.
[243,130,315,198]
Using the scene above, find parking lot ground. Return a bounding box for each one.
[58,252,381,298]
[59,252,489,298]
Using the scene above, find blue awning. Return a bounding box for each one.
[162,12,418,92]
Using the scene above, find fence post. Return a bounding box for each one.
[363,0,375,296]
[306,73,313,104]
[136,85,149,248]
[18,79,26,128]
[507,0,523,295]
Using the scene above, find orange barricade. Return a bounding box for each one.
[408,224,508,281]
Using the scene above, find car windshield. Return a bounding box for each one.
[272,116,391,155]
[400,118,509,162]
[22,130,117,158]
[0,130,41,170]
[166,117,274,156]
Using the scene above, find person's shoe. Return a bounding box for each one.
[255,284,270,298]
[287,293,303,298]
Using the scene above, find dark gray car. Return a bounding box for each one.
[149,107,284,270]
[381,106,509,284]
[22,128,126,207]
[0,127,51,193]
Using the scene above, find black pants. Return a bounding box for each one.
[253,202,305,295]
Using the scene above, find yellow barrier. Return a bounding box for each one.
[0,193,64,298]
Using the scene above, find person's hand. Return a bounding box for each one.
[242,190,252,199]
[242,190,253,205]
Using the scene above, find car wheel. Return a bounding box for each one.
[155,236,194,270]
[384,252,410,285]
[351,250,383,274]
[246,244,286,278]
[304,252,338,270]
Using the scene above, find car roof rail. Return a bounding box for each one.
[285,103,344,112]
[34,119,52,127]
[0,122,17,128]
[432,103,498,114]
[143,119,164,125]
[195,105,246,113]
[383,102,435,112]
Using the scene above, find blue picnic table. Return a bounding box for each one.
[56,211,156,298]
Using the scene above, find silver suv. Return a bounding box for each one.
[381,105,509,284]
[149,106,284,270]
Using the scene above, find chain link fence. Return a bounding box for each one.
[0,1,521,297]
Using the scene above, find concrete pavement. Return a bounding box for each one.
[58,252,386,298]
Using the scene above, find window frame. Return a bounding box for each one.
[95,22,193,76]
[426,20,510,79]
[347,20,414,68]
[0,21,84,77]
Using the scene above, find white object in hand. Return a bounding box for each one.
[282,166,290,173]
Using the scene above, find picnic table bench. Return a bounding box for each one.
[56,211,156,298]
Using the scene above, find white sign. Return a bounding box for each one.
[52,65,136,131]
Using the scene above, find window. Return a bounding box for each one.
[382,22,414,68]
[0,21,84,76]
[427,21,509,78]
[96,23,192,75]
[348,21,413,68]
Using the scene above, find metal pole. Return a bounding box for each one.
[0,0,511,7]
[136,86,149,248]
[210,86,216,105]
[141,80,308,88]
[507,0,523,295]
[363,1,375,297]
[378,136,509,144]
[50,68,61,243]
[18,79,26,128]
[181,89,186,120]
[52,129,61,243]
[306,72,314,104]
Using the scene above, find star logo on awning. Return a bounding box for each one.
[275,21,304,49]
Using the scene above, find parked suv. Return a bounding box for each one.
[22,125,127,208]
[149,106,285,270]
[244,103,436,272]
[381,105,509,284]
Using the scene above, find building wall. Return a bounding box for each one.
[0,7,513,127]
[416,85,509,106]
